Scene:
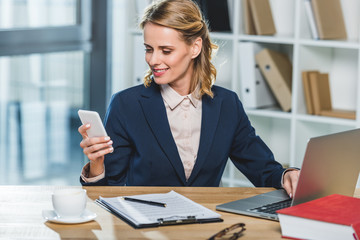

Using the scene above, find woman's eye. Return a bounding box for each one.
[163,50,171,55]
[145,48,152,53]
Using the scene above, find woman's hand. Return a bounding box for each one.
[78,124,113,177]
[283,169,300,198]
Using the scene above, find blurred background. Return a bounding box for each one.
[0,0,129,185]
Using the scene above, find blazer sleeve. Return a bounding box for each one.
[229,94,285,188]
[81,93,134,186]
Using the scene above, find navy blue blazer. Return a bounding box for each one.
[81,83,285,187]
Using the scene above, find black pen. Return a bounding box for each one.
[122,197,167,207]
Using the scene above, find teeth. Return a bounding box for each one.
[153,69,167,73]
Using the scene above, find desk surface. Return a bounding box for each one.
[1,186,359,240]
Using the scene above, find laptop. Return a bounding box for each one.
[216,128,360,221]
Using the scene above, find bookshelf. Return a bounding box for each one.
[122,0,360,187]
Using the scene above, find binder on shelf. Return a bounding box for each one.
[239,42,276,109]
[311,0,347,40]
[303,0,319,39]
[255,49,292,112]
[243,0,256,35]
[248,0,276,35]
[95,191,222,228]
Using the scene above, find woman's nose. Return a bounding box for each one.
[147,51,161,66]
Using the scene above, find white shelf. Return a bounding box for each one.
[245,108,292,120]
[299,39,360,49]
[124,0,360,187]
[296,114,357,127]
[238,34,295,44]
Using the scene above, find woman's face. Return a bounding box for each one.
[143,22,201,95]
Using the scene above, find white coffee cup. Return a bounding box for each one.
[52,188,87,218]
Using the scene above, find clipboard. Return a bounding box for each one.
[95,191,223,228]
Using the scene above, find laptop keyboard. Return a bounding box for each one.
[248,199,292,215]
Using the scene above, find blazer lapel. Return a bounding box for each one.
[187,93,222,185]
[138,84,187,184]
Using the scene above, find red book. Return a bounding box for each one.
[277,194,360,240]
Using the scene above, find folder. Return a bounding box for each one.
[96,191,222,228]
[239,42,276,108]
[311,0,347,39]
[243,0,256,35]
[248,0,276,35]
[255,49,292,112]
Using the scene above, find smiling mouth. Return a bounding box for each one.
[152,68,169,73]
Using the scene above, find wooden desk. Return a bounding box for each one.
[1,186,359,240]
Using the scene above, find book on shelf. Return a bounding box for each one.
[320,109,356,120]
[310,0,347,40]
[95,190,222,228]
[243,0,256,35]
[302,70,317,114]
[308,71,331,115]
[239,42,276,109]
[277,194,360,240]
[247,0,276,35]
[255,48,292,112]
[303,0,319,39]
[303,70,356,119]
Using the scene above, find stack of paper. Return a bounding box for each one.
[97,191,222,228]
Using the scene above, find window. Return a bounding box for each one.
[0,0,78,29]
[0,0,93,185]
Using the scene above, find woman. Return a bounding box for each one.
[79,0,299,197]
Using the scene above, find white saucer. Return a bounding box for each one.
[42,209,97,224]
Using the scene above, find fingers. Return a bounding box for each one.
[283,178,292,198]
[87,146,114,162]
[80,135,113,162]
[283,170,300,198]
[78,124,90,139]
[83,139,113,156]
[80,136,111,149]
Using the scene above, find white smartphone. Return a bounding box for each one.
[78,110,108,138]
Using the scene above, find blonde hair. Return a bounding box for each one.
[139,0,217,98]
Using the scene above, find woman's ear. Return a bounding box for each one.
[191,37,202,59]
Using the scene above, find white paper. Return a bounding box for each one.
[99,191,221,225]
